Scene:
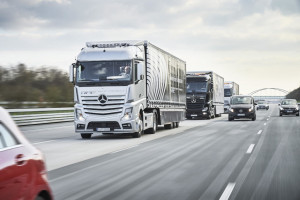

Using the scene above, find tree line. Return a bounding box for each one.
[286,87,300,102]
[0,64,73,107]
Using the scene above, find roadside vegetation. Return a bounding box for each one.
[0,64,73,108]
[286,87,300,102]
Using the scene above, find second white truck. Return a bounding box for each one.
[224,81,239,113]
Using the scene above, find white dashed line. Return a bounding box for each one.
[219,182,236,200]
[257,130,262,135]
[246,144,255,154]
[264,123,267,126]
[33,140,56,145]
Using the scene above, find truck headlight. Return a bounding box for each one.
[76,109,85,121]
[122,107,133,121]
[229,108,234,112]
[249,107,253,112]
[279,107,283,110]
[202,107,208,112]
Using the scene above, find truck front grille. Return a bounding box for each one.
[81,95,125,115]
[186,98,205,109]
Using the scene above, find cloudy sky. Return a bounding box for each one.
[0,0,300,94]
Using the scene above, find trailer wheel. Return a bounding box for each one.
[81,133,92,139]
[146,113,157,134]
[175,122,179,128]
[164,123,172,129]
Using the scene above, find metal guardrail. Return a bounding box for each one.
[8,107,74,126]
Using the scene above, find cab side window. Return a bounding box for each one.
[0,124,19,149]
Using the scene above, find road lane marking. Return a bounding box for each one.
[264,123,267,126]
[246,144,255,154]
[257,130,262,135]
[110,144,139,154]
[219,182,235,200]
[33,140,56,145]
[267,118,269,121]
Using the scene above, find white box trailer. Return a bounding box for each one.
[186,71,224,119]
[69,40,186,138]
[224,81,239,113]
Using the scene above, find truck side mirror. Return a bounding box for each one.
[69,64,75,83]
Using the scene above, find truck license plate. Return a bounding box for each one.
[237,114,245,116]
[287,111,293,113]
[191,114,197,117]
[96,128,110,132]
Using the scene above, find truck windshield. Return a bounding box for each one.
[224,89,232,97]
[231,96,252,105]
[76,60,133,86]
[186,80,207,93]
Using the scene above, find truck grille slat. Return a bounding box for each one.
[81,95,125,115]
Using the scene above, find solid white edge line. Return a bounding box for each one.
[110,145,139,154]
[246,144,255,154]
[257,130,262,135]
[219,182,236,200]
[33,140,56,145]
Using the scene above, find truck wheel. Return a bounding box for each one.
[228,116,233,121]
[146,113,157,134]
[81,133,92,139]
[296,113,299,116]
[175,122,179,128]
[133,113,143,138]
[279,112,282,116]
[252,115,256,121]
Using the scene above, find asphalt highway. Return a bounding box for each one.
[20,104,300,200]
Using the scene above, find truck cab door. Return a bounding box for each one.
[132,61,146,101]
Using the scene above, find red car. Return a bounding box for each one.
[0,107,53,200]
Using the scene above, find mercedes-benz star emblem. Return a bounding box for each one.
[98,94,108,104]
[191,98,197,103]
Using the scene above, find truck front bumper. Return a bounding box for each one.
[75,117,140,135]
[186,109,208,118]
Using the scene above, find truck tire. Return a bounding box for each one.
[81,133,92,139]
[146,113,157,134]
[174,122,179,128]
[133,113,143,138]
[228,116,234,121]
[252,115,256,121]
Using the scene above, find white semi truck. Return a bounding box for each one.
[69,40,186,138]
[224,81,239,113]
[186,71,224,119]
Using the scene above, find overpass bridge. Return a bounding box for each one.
[248,88,289,103]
